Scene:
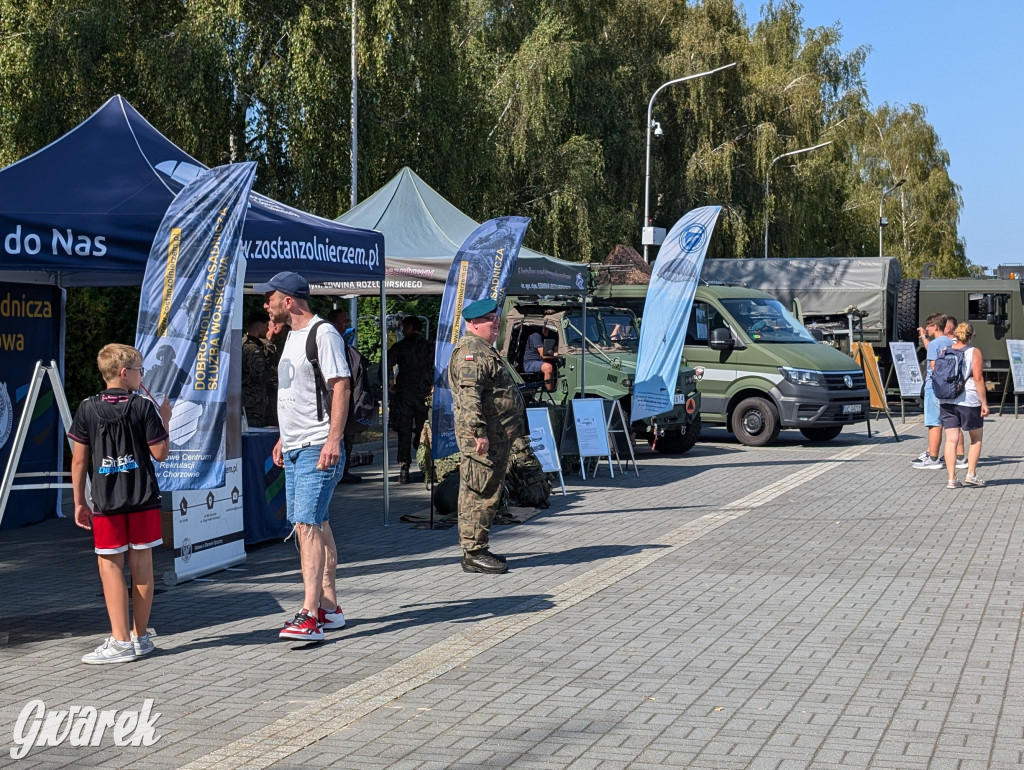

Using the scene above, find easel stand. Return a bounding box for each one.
[847,312,899,441]
[562,399,638,480]
[0,360,76,527]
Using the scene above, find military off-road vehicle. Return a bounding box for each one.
[592,283,870,446]
[498,298,702,453]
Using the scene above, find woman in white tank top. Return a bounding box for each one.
[940,323,988,488]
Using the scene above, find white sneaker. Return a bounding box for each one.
[132,632,156,657]
[82,637,137,665]
[912,456,943,470]
[911,451,930,464]
[955,456,969,469]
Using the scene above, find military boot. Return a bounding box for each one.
[461,550,508,574]
[399,463,410,484]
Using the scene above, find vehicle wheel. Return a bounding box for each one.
[654,415,702,454]
[896,278,920,342]
[799,425,843,442]
[730,397,781,447]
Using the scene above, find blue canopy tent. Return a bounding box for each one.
[0,95,384,286]
[0,95,392,529]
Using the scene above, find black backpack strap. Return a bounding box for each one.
[306,320,331,421]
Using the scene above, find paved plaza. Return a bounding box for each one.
[1,413,1022,768]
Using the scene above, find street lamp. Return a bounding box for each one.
[763,141,832,259]
[878,178,906,257]
[643,62,737,263]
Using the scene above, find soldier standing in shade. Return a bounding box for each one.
[264,318,290,427]
[388,315,434,484]
[241,309,274,427]
[448,298,525,574]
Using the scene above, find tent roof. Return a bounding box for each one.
[330,167,585,295]
[0,95,383,287]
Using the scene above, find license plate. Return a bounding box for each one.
[842,404,862,414]
[673,393,687,405]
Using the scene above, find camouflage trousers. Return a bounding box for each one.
[391,390,429,466]
[458,436,510,555]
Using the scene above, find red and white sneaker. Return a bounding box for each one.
[279,611,324,641]
[318,605,346,630]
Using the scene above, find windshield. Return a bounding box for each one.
[564,314,602,346]
[720,298,817,343]
[603,312,639,344]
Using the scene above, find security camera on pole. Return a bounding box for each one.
[642,63,736,264]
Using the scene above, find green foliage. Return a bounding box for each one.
[63,287,141,408]
[2,0,969,374]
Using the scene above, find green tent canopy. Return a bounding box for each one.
[327,167,586,296]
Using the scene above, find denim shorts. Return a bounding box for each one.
[283,445,343,526]
[923,385,940,427]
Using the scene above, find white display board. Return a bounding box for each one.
[166,459,245,585]
[570,398,611,458]
[526,408,566,495]
[1007,339,1024,393]
[889,341,924,397]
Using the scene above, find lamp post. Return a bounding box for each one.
[643,62,736,263]
[878,178,906,257]
[763,141,831,259]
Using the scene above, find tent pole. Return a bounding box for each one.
[380,280,390,525]
[580,292,587,397]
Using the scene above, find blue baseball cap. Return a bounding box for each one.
[253,271,310,300]
[462,298,499,320]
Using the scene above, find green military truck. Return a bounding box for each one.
[498,298,702,453]
[592,283,870,446]
[698,257,1024,396]
[901,266,1024,395]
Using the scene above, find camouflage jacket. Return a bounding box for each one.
[448,331,525,451]
[388,333,434,399]
[241,334,274,427]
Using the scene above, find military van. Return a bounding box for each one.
[592,284,869,446]
[498,298,702,453]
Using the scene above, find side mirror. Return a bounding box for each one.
[708,327,734,351]
[809,328,825,342]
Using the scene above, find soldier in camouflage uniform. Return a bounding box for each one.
[388,316,434,483]
[264,318,289,427]
[448,298,525,574]
[242,310,274,427]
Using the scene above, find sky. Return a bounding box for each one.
[737,1,1024,273]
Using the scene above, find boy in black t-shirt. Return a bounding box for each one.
[69,344,170,664]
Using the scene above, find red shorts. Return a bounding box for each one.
[92,508,163,554]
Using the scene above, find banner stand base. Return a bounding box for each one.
[163,553,247,586]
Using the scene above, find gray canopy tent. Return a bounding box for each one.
[326,167,587,297]
[328,167,598,398]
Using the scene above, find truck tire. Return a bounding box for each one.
[799,425,843,442]
[654,415,701,454]
[896,278,920,342]
[730,397,781,447]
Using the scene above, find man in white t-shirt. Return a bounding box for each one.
[255,271,351,643]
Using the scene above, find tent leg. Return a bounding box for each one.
[379,282,390,526]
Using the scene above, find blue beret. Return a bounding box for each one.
[462,298,499,320]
